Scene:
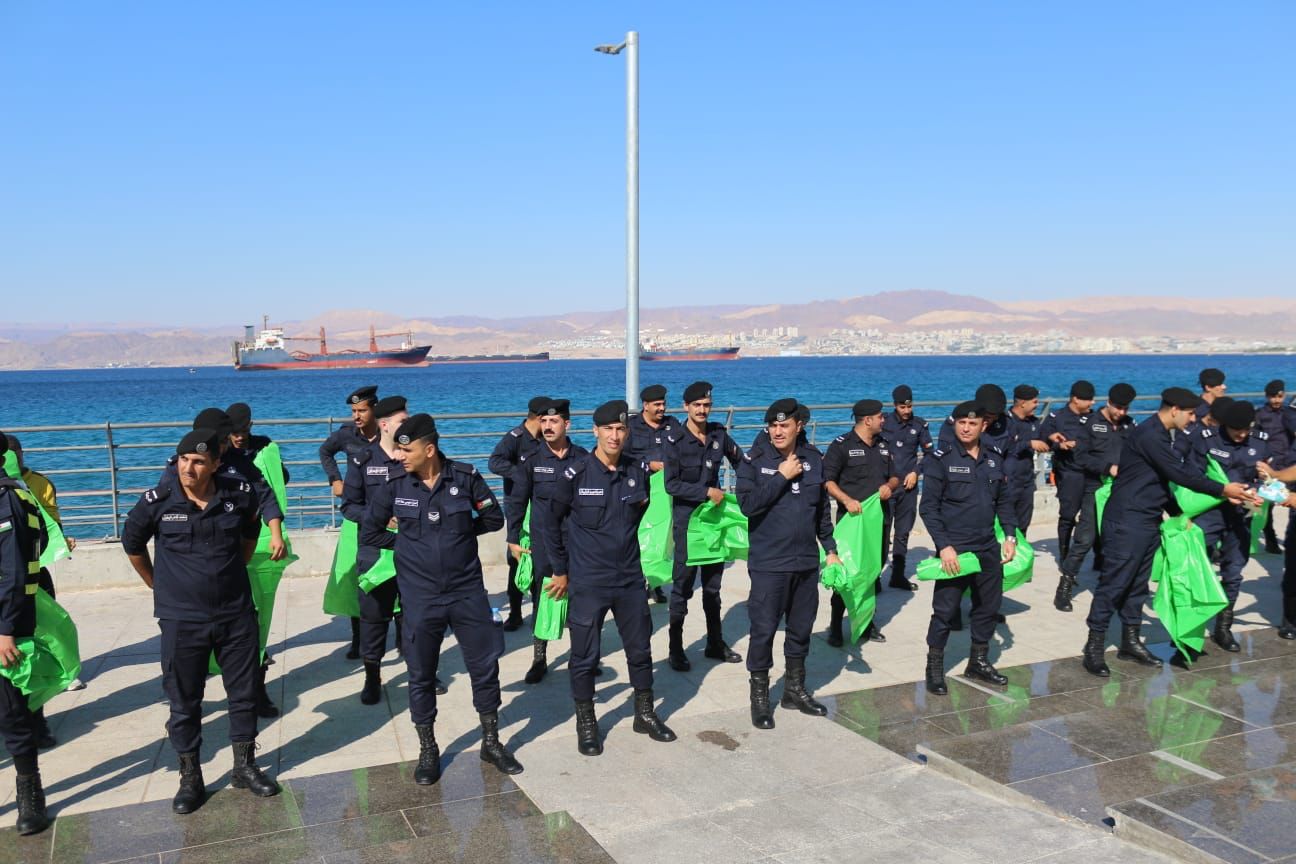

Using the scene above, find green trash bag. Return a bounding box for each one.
[1249,503,1270,556]
[1150,515,1228,663]
[3,451,72,568]
[1171,457,1228,520]
[1094,476,1113,537]
[818,495,883,642]
[638,472,674,588]
[916,551,982,581]
[324,519,362,618]
[0,589,82,711]
[999,520,1034,592]
[515,504,534,592]
[686,494,749,566]
[534,577,568,640]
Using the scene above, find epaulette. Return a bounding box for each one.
[989,443,1005,456]
[1201,428,1214,439]
[446,459,477,479]
[833,434,846,443]
[931,449,946,459]
[215,474,252,494]
[509,428,522,438]
[144,484,170,504]
[563,462,584,481]
[1255,429,1270,441]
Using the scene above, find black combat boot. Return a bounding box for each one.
[574,700,602,756]
[749,672,775,729]
[702,605,741,662]
[479,711,523,775]
[780,657,827,716]
[1281,619,1296,640]
[632,689,677,742]
[172,751,206,814]
[523,638,548,684]
[1053,575,1076,612]
[360,661,382,705]
[826,596,844,647]
[414,724,441,785]
[651,585,669,604]
[667,619,690,671]
[925,649,947,695]
[889,554,917,590]
[863,621,887,643]
[1212,604,1240,653]
[255,662,279,719]
[964,642,1008,687]
[14,771,49,836]
[230,741,279,797]
[503,595,523,632]
[1117,623,1162,667]
[1082,629,1110,676]
[346,617,361,660]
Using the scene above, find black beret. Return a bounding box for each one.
[542,399,570,419]
[1208,396,1235,422]
[394,413,437,446]
[974,384,1006,413]
[683,381,712,404]
[1070,380,1096,400]
[225,402,252,431]
[795,403,811,423]
[177,428,220,457]
[1220,399,1255,429]
[892,385,914,404]
[951,400,982,420]
[193,408,232,438]
[852,399,883,419]
[1265,379,1285,397]
[1161,387,1200,410]
[373,395,408,419]
[640,384,667,403]
[1013,384,1039,401]
[593,400,629,426]
[1108,383,1136,407]
[764,398,799,424]
[347,385,378,406]
[528,395,552,415]
[1199,368,1225,388]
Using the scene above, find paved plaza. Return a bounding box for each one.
[2,506,1293,863]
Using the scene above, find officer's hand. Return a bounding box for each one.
[508,543,530,558]
[0,635,21,669]
[778,452,803,480]
[903,471,918,491]
[939,546,961,576]
[1222,482,1258,506]
[269,536,287,561]
[66,537,77,552]
[707,487,726,505]
[825,552,842,568]
[1109,465,1118,477]
[331,480,344,497]
[877,485,892,503]
[1030,440,1050,453]
[1256,461,1275,480]
[546,575,569,599]
[1284,493,1296,509]
[1001,537,1017,564]
[1048,432,1067,445]
[1059,440,1077,451]
[387,517,399,530]
[649,461,665,473]
[842,497,862,514]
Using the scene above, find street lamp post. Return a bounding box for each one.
[595,31,639,407]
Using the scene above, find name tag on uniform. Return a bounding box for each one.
[948,466,971,475]
[880,449,890,456]
[848,449,867,457]
[366,466,388,476]
[1092,424,1108,432]
[534,466,554,475]
[760,467,778,475]
[1209,448,1229,459]
[578,487,604,497]
[162,513,188,522]
[394,497,420,508]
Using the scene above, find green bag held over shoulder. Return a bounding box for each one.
[1150,515,1227,663]
[0,589,82,711]
[638,472,674,588]
[1171,457,1228,520]
[534,577,568,640]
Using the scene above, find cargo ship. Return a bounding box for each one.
[233,320,431,371]
[639,344,741,362]
[429,351,550,364]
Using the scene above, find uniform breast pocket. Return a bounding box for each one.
[158,521,193,552]
[573,499,605,529]
[216,512,245,538]
[945,478,973,502]
[679,453,703,482]
[394,503,422,537]
[441,496,473,531]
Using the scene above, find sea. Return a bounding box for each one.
[2,354,1290,537]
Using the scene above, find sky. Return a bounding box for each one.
[1,2,1293,326]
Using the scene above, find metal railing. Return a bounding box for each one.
[3,392,1267,541]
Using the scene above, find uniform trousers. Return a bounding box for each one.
[1007,475,1036,534]
[926,545,1003,649]
[1055,470,1086,559]
[568,582,654,701]
[885,487,918,563]
[1060,488,1098,579]
[402,591,502,725]
[668,515,724,625]
[1285,514,1296,623]
[159,612,260,754]
[0,677,37,763]
[1085,521,1161,631]
[357,576,401,663]
[746,568,819,673]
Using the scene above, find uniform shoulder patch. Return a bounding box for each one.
[833,434,846,443]
[509,428,521,438]
[931,449,945,460]
[1255,430,1270,441]
[563,464,579,481]
[1202,429,1214,438]
[145,485,169,504]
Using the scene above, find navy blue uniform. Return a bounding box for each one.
[1039,407,1094,560]
[625,413,681,467]
[1254,401,1296,547]
[342,441,405,662]
[662,422,743,628]
[737,443,837,673]
[489,424,543,610]
[1056,412,1132,580]
[1186,428,1270,604]
[0,479,46,763]
[920,442,1016,649]
[160,450,282,525]
[1086,415,1227,632]
[880,412,932,575]
[320,422,378,486]
[362,461,504,724]
[1003,412,1042,532]
[544,453,654,701]
[505,441,588,611]
[121,475,263,755]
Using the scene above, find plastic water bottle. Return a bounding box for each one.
[491,607,504,627]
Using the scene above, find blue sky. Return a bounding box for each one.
[1,2,1292,326]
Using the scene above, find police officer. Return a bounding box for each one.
[919,402,1018,696]
[1254,380,1296,553]
[627,384,681,604]
[320,386,380,656]
[1039,380,1096,562]
[226,403,280,469]
[506,399,587,684]
[343,395,411,704]
[1004,385,1047,534]
[1053,383,1136,613]
[1081,389,1254,677]
[937,384,1013,454]
[1197,368,1227,419]
[488,395,549,629]
[737,399,841,730]
[122,429,280,814]
[662,381,744,670]
[544,400,677,755]
[1184,399,1269,655]
[0,431,52,835]
[822,399,898,646]
[361,414,522,784]
[880,385,932,590]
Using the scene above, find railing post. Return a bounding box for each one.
[105,422,121,540]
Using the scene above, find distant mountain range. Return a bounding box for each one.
[2,290,1292,369]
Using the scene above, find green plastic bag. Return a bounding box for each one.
[1150,515,1228,663]
[324,519,362,618]
[514,504,534,592]
[1094,476,1113,537]
[686,494,749,565]
[534,577,568,640]
[1171,457,1228,520]
[0,589,82,711]
[999,521,1034,592]
[1249,503,1270,556]
[638,472,674,588]
[818,495,883,642]
[916,551,982,581]
[3,451,71,568]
